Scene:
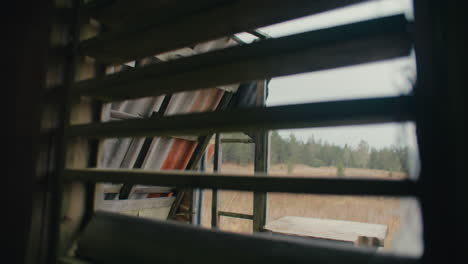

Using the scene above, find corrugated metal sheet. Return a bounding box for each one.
[100,87,226,173]
[97,38,241,217]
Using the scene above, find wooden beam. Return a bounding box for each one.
[218,211,254,220]
[253,80,269,233]
[63,169,418,196]
[212,133,222,228]
[73,15,411,101]
[80,0,368,64]
[76,212,420,264]
[68,96,414,139]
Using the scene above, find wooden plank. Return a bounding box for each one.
[68,96,414,139]
[80,0,367,64]
[97,197,175,212]
[264,216,387,247]
[63,168,418,196]
[73,15,411,101]
[253,80,269,232]
[219,211,254,220]
[76,212,419,264]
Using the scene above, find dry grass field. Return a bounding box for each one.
[201,163,407,250]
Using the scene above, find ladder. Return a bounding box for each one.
[211,79,270,232]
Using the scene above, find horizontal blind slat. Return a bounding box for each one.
[64,168,417,196]
[67,96,413,138]
[77,212,420,263]
[74,15,411,101]
[84,0,234,31]
[81,0,368,64]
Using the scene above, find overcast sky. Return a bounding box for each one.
[238,0,417,149]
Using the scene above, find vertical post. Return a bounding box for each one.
[9,1,54,263]
[413,1,464,263]
[50,0,101,259]
[211,133,222,228]
[193,152,206,226]
[253,80,270,232]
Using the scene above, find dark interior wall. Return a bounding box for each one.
[6,1,54,264]
[414,0,466,263]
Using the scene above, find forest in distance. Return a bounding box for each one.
[220,131,409,174]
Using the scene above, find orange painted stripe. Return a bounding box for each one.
[161,139,198,170]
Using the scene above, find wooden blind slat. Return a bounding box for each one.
[81,0,368,64]
[67,96,413,139]
[76,212,420,264]
[74,15,411,101]
[85,0,234,31]
[64,168,417,196]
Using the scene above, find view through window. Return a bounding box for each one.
[201,0,422,256]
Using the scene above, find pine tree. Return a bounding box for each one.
[221,132,408,173]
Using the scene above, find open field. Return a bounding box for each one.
[201,163,407,249]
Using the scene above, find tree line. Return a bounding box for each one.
[220,131,408,172]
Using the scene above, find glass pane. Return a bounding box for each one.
[259,0,413,38]
[271,123,420,180]
[267,56,416,106]
[202,189,423,256]
[201,190,254,234]
[202,138,255,232]
[267,194,423,255]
